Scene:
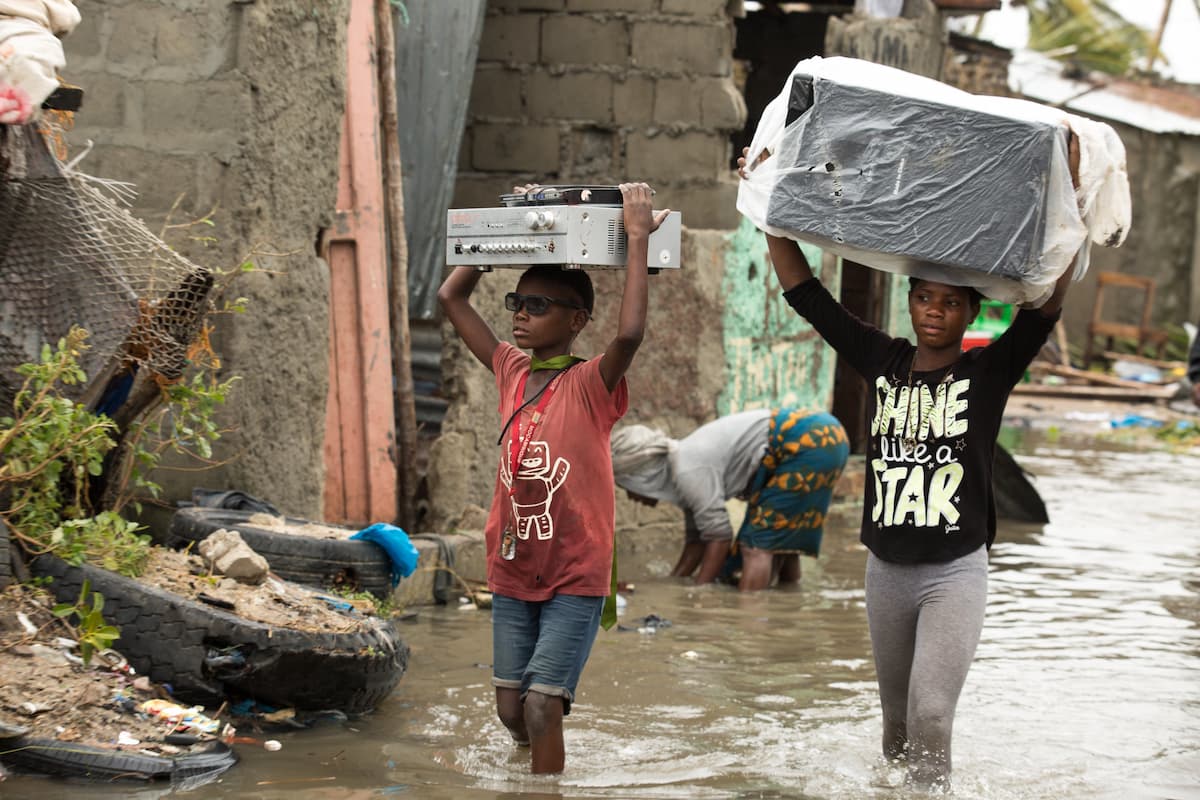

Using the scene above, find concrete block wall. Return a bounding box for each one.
[455,0,746,229]
[942,49,1011,97]
[941,37,1012,97]
[62,1,349,520]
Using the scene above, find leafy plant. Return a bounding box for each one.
[0,330,118,540]
[1024,0,1157,75]
[0,331,152,578]
[49,511,151,577]
[112,361,239,515]
[329,585,395,618]
[52,579,121,666]
[102,208,257,514]
[1155,419,1200,448]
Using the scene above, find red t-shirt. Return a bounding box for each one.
[485,343,628,601]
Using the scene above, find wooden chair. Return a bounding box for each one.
[1082,272,1169,369]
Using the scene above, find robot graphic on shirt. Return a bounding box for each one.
[500,440,570,541]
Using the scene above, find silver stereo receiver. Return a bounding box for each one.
[445,185,681,271]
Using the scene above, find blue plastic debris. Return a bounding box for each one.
[1109,414,1165,429]
[316,595,356,613]
[350,523,420,586]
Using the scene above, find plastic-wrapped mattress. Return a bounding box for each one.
[737,57,1130,305]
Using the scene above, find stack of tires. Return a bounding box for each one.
[166,507,394,598]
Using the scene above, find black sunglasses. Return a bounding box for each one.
[504,292,587,316]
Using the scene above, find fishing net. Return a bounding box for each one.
[0,122,212,415]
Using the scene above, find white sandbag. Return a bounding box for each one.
[737,56,1130,305]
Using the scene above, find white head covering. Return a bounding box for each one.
[610,424,680,504]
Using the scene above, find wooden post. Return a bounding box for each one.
[1150,0,1174,71]
[375,0,418,532]
[322,0,398,526]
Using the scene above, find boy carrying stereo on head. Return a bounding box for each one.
[437,182,669,775]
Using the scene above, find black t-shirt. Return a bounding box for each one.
[784,278,1059,564]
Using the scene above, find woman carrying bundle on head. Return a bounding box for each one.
[737,143,1077,791]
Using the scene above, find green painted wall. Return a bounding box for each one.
[885,273,916,341]
[718,218,841,415]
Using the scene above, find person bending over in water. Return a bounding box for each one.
[610,409,848,591]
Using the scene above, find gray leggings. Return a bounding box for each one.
[865,545,988,787]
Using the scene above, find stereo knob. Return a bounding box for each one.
[525,211,540,230]
[537,210,555,229]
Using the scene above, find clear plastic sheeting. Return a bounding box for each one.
[737,57,1130,305]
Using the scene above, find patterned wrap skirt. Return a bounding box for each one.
[736,409,849,555]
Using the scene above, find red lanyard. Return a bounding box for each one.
[508,370,564,497]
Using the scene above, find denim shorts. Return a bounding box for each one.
[491,592,604,715]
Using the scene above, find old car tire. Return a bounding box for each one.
[0,518,12,590]
[0,738,237,783]
[31,555,409,715]
[166,507,394,597]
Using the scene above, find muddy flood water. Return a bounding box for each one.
[5,434,1199,799]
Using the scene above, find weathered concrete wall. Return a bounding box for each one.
[942,35,1011,97]
[454,0,746,229]
[825,0,944,79]
[62,1,348,519]
[717,220,839,415]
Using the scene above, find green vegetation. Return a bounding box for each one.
[51,579,121,666]
[0,330,119,543]
[1025,0,1157,76]
[329,585,396,618]
[0,326,229,578]
[49,511,151,577]
[117,351,239,516]
[1156,419,1200,448]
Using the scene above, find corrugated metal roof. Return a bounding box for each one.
[1009,50,1200,136]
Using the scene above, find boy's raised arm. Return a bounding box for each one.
[437,266,501,371]
[599,182,669,392]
